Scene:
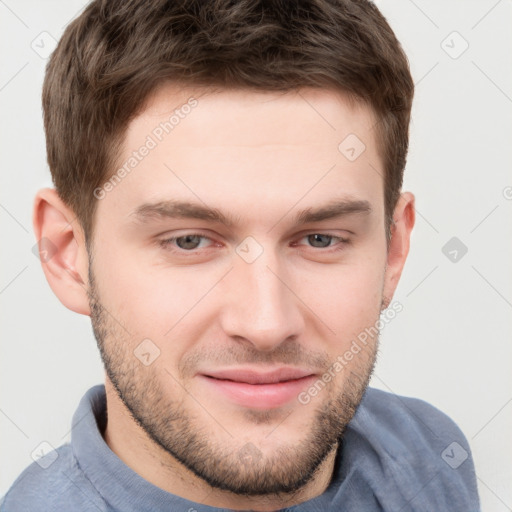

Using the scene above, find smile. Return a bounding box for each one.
[198,367,317,409]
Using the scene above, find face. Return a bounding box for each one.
[88,85,391,496]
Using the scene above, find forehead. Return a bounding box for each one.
[137,84,378,148]
[97,85,384,229]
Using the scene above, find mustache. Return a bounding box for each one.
[178,341,332,377]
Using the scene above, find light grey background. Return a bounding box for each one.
[1,1,511,510]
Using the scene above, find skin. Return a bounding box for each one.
[33,85,415,510]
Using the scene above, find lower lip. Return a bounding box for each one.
[199,375,316,409]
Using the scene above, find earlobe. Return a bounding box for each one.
[32,188,91,316]
[382,192,416,303]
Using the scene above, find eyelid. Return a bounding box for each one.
[295,227,355,238]
[158,231,217,249]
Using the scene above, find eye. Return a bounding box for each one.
[159,233,214,251]
[158,232,350,255]
[297,233,350,250]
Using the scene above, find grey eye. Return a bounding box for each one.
[307,234,333,248]
[175,235,203,250]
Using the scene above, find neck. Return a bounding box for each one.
[102,379,339,510]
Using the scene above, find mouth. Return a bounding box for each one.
[197,367,317,409]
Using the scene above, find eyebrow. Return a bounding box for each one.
[130,197,372,228]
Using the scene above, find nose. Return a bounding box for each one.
[219,245,305,352]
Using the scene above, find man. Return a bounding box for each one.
[2,0,480,510]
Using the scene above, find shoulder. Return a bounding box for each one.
[343,387,480,510]
[1,444,106,512]
[356,387,470,449]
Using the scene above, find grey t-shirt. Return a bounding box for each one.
[1,385,480,511]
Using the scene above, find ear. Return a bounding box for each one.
[32,188,91,315]
[382,191,415,306]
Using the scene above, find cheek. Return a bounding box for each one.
[92,227,386,349]
[91,243,200,338]
[293,255,386,334]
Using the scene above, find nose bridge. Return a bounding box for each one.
[220,242,303,350]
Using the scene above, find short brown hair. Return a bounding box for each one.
[43,0,414,244]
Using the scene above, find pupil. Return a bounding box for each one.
[309,234,331,248]
[177,235,201,250]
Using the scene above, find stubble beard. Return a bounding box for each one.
[88,266,379,497]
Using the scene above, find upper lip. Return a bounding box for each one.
[200,367,315,385]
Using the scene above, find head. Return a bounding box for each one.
[34,0,415,505]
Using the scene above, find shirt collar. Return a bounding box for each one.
[71,384,345,511]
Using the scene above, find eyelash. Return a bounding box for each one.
[158,232,351,254]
